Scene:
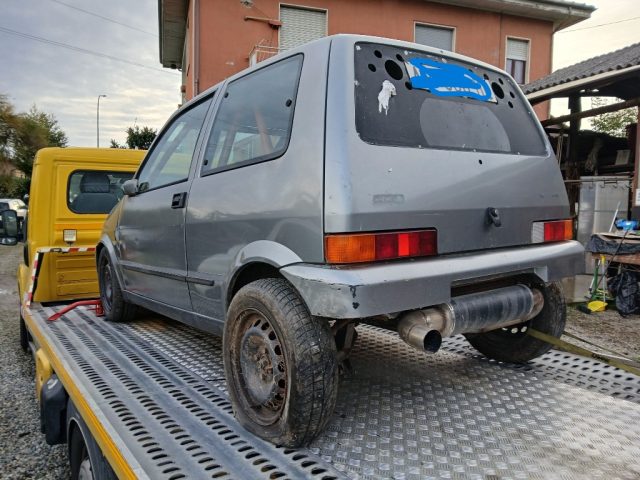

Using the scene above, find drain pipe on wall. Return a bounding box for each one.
[194,0,200,96]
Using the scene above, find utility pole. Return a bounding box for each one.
[97,94,107,147]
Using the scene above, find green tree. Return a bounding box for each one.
[0,95,18,167]
[0,95,67,197]
[12,105,68,176]
[110,125,157,150]
[591,97,638,138]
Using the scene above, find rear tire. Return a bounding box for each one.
[68,401,116,480]
[97,249,137,322]
[223,278,339,447]
[464,281,566,363]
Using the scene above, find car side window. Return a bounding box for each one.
[201,55,302,174]
[138,97,212,192]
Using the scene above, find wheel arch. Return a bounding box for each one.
[225,240,304,312]
[96,235,125,290]
[66,399,117,480]
[226,262,284,311]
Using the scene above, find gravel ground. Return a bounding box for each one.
[0,243,638,479]
[567,304,640,360]
[0,245,69,479]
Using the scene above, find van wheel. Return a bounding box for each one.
[464,281,566,363]
[97,249,136,322]
[20,314,30,352]
[223,278,339,447]
[68,401,116,480]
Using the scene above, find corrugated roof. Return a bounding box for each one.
[524,42,640,95]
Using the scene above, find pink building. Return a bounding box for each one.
[158,0,593,117]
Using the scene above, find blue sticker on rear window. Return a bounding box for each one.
[405,58,494,102]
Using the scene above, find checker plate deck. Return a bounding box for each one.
[34,305,640,479]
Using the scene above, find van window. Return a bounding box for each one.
[354,42,546,156]
[137,97,212,192]
[68,170,134,214]
[202,55,302,173]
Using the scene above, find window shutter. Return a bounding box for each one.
[414,24,454,51]
[507,38,529,61]
[280,7,327,51]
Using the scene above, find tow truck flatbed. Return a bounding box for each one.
[24,301,640,479]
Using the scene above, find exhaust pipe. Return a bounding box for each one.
[398,285,544,353]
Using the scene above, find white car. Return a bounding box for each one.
[0,198,28,219]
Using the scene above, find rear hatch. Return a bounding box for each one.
[324,40,569,255]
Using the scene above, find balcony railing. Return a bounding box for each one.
[249,44,283,66]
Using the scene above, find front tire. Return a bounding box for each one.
[97,249,136,322]
[223,278,339,447]
[464,281,566,363]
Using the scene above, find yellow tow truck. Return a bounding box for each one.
[1,149,639,479]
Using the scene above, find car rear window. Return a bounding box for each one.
[68,170,134,214]
[0,202,8,212]
[354,42,547,156]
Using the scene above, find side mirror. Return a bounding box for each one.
[0,210,19,246]
[122,179,139,196]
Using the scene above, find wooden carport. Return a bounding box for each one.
[524,43,640,217]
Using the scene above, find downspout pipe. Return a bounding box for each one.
[194,0,200,96]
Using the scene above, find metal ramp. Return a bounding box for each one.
[36,305,640,479]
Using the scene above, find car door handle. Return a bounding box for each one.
[171,192,187,209]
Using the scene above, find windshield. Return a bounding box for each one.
[354,42,547,156]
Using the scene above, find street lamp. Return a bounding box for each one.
[97,94,107,147]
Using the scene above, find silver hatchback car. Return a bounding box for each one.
[98,35,583,447]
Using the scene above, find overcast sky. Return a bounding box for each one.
[0,0,638,147]
[0,0,181,147]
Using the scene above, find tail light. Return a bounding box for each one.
[531,219,573,243]
[325,229,437,264]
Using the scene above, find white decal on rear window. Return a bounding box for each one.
[378,80,396,115]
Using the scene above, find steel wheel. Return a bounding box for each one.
[232,310,287,426]
[99,259,113,312]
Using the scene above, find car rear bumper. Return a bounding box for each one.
[280,240,584,319]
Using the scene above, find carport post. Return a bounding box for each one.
[567,95,581,216]
[632,108,640,214]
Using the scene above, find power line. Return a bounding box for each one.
[49,0,157,36]
[558,15,640,33]
[0,25,177,75]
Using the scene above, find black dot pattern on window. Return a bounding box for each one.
[385,60,404,80]
[491,82,505,99]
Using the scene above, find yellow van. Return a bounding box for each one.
[16,147,145,303]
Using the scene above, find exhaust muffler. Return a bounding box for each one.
[397,285,543,353]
